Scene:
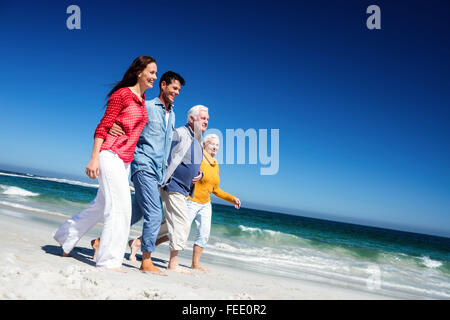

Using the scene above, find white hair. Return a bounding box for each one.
[202,134,219,148]
[187,105,208,123]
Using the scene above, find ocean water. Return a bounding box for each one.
[1,169,449,299]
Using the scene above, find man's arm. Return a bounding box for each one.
[162,128,184,186]
[192,171,203,183]
[108,121,125,136]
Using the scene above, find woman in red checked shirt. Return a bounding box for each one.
[53,56,157,272]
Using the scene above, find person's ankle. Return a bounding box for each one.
[142,252,151,259]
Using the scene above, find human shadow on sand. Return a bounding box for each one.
[41,245,167,270]
[42,245,96,267]
[124,253,168,269]
[131,254,192,270]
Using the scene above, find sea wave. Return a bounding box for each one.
[0,200,68,218]
[420,256,443,269]
[0,185,39,197]
[0,172,135,192]
[232,224,449,274]
[203,238,450,299]
[0,172,99,189]
[239,225,280,236]
[237,225,305,242]
[31,193,90,207]
[213,242,238,251]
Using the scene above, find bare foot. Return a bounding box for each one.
[91,238,100,261]
[128,238,141,262]
[191,264,210,272]
[167,265,192,274]
[59,246,70,257]
[140,263,167,276]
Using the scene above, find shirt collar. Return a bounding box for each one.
[153,97,174,111]
[203,150,217,166]
[185,124,194,137]
[185,124,203,141]
[127,88,145,106]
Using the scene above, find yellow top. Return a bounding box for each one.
[188,150,235,205]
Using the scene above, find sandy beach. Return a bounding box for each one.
[0,204,395,300]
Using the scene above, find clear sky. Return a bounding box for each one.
[0,0,449,237]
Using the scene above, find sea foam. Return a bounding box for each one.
[239,225,288,237]
[0,201,67,218]
[0,185,39,197]
[0,172,136,192]
[236,224,311,247]
[0,172,99,189]
[420,256,443,269]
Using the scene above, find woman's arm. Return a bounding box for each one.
[212,186,240,209]
[87,90,124,179]
[85,137,104,179]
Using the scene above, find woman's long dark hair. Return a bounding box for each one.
[106,56,156,99]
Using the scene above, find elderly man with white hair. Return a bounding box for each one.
[154,104,209,273]
[155,133,241,271]
[127,105,208,273]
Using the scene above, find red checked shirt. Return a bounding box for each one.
[94,87,148,163]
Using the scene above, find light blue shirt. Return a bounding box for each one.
[130,97,175,184]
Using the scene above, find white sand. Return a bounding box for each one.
[0,206,394,300]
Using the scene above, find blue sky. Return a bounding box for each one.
[0,0,449,237]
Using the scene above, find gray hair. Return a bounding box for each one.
[202,133,219,148]
[187,105,208,123]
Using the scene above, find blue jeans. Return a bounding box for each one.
[130,171,163,253]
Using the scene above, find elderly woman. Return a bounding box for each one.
[186,133,241,271]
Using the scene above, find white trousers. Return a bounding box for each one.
[187,200,212,248]
[53,150,131,269]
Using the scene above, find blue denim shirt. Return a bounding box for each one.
[130,97,175,184]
